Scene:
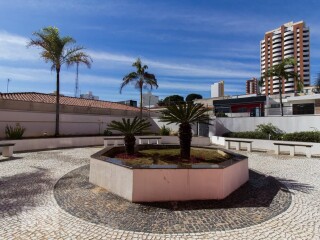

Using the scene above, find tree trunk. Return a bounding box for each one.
[124,134,136,155]
[279,79,284,116]
[179,122,192,159]
[55,68,60,137]
[140,87,143,119]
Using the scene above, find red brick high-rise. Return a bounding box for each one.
[260,21,310,95]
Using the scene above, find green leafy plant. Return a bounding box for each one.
[223,131,268,139]
[159,125,171,136]
[121,58,158,118]
[103,128,113,136]
[262,57,303,116]
[160,103,210,159]
[216,111,228,117]
[256,123,283,140]
[282,131,320,143]
[108,117,151,155]
[5,123,26,139]
[28,27,92,136]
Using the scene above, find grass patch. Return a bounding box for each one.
[110,148,231,167]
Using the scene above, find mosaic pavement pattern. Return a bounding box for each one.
[54,165,292,234]
[0,147,319,239]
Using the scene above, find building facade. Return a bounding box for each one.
[211,81,224,98]
[260,21,310,95]
[80,91,99,100]
[142,92,159,108]
[246,78,259,94]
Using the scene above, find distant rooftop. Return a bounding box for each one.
[0,92,140,112]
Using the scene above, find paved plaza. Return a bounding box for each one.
[0,147,319,239]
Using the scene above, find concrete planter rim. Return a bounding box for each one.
[91,144,247,170]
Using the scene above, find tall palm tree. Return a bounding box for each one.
[28,27,92,136]
[121,58,158,118]
[108,117,151,155]
[160,103,210,160]
[262,57,303,116]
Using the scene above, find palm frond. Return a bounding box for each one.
[160,103,210,125]
[120,72,139,93]
[108,117,151,135]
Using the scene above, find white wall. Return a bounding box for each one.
[214,115,320,136]
[211,136,320,155]
[0,109,137,138]
[0,109,172,138]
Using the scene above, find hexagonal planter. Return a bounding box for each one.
[89,145,249,202]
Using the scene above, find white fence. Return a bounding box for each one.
[214,115,320,136]
[0,136,210,153]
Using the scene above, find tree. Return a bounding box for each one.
[108,117,151,155]
[160,103,210,159]
[121,58,158,118]
[160,95,184,106]
[262,57,303,116]
[186,93,202,102]
[314,73,320,93]
[28,26,92,136]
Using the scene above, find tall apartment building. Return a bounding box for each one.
[246,78,259,94]
[260,21,310,95]
[211,81,224,98]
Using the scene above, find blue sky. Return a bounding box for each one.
[0,0,320,102]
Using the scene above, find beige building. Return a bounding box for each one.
[260,21,310,95]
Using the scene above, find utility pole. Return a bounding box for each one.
[7,79,11,93]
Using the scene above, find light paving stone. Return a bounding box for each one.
[0,147,319,239]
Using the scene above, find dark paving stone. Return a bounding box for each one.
[54,165,292,234]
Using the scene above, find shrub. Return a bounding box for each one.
[5,123,26,139]
[103,128,113,136]
[223,131,268,139]
[159,125,171,136]
[255,123,284,140]
[282,131,320,143]
[216,112,228,117]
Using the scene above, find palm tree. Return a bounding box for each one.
[121,58,158,118]
[108,117,151,155]
[160,103,210,160]
[70,54,93,97]
[262,57,303,116]
[28,26,92,136]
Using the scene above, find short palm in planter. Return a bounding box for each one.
[108,117,151,155]
[160,103,210,159]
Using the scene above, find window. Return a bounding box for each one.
[293,103,314,115]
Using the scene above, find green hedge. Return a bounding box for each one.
[223,131,320,143]
[282,131,320,143]
[223,131,269,139]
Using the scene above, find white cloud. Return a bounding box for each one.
[89,50,258,78]
[0,31,39,61]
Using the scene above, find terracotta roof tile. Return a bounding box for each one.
[0,92,140,112]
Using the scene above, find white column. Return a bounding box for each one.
[235,142,240,151]
[3,146,13,157]
[247,143,252,152]
[306,148,312,158]
[289,146,295,156]
[275,145,280,155]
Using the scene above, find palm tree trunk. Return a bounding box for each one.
[124,134,136,155]
[140,87,143,119]
[279,80,284,116]
[179,123,192,159]
[55,68,60,137]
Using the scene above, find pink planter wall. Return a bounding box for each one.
[89,157,249,202]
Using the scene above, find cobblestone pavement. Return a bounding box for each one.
[0,147,319,239]
[54,166,291,234]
